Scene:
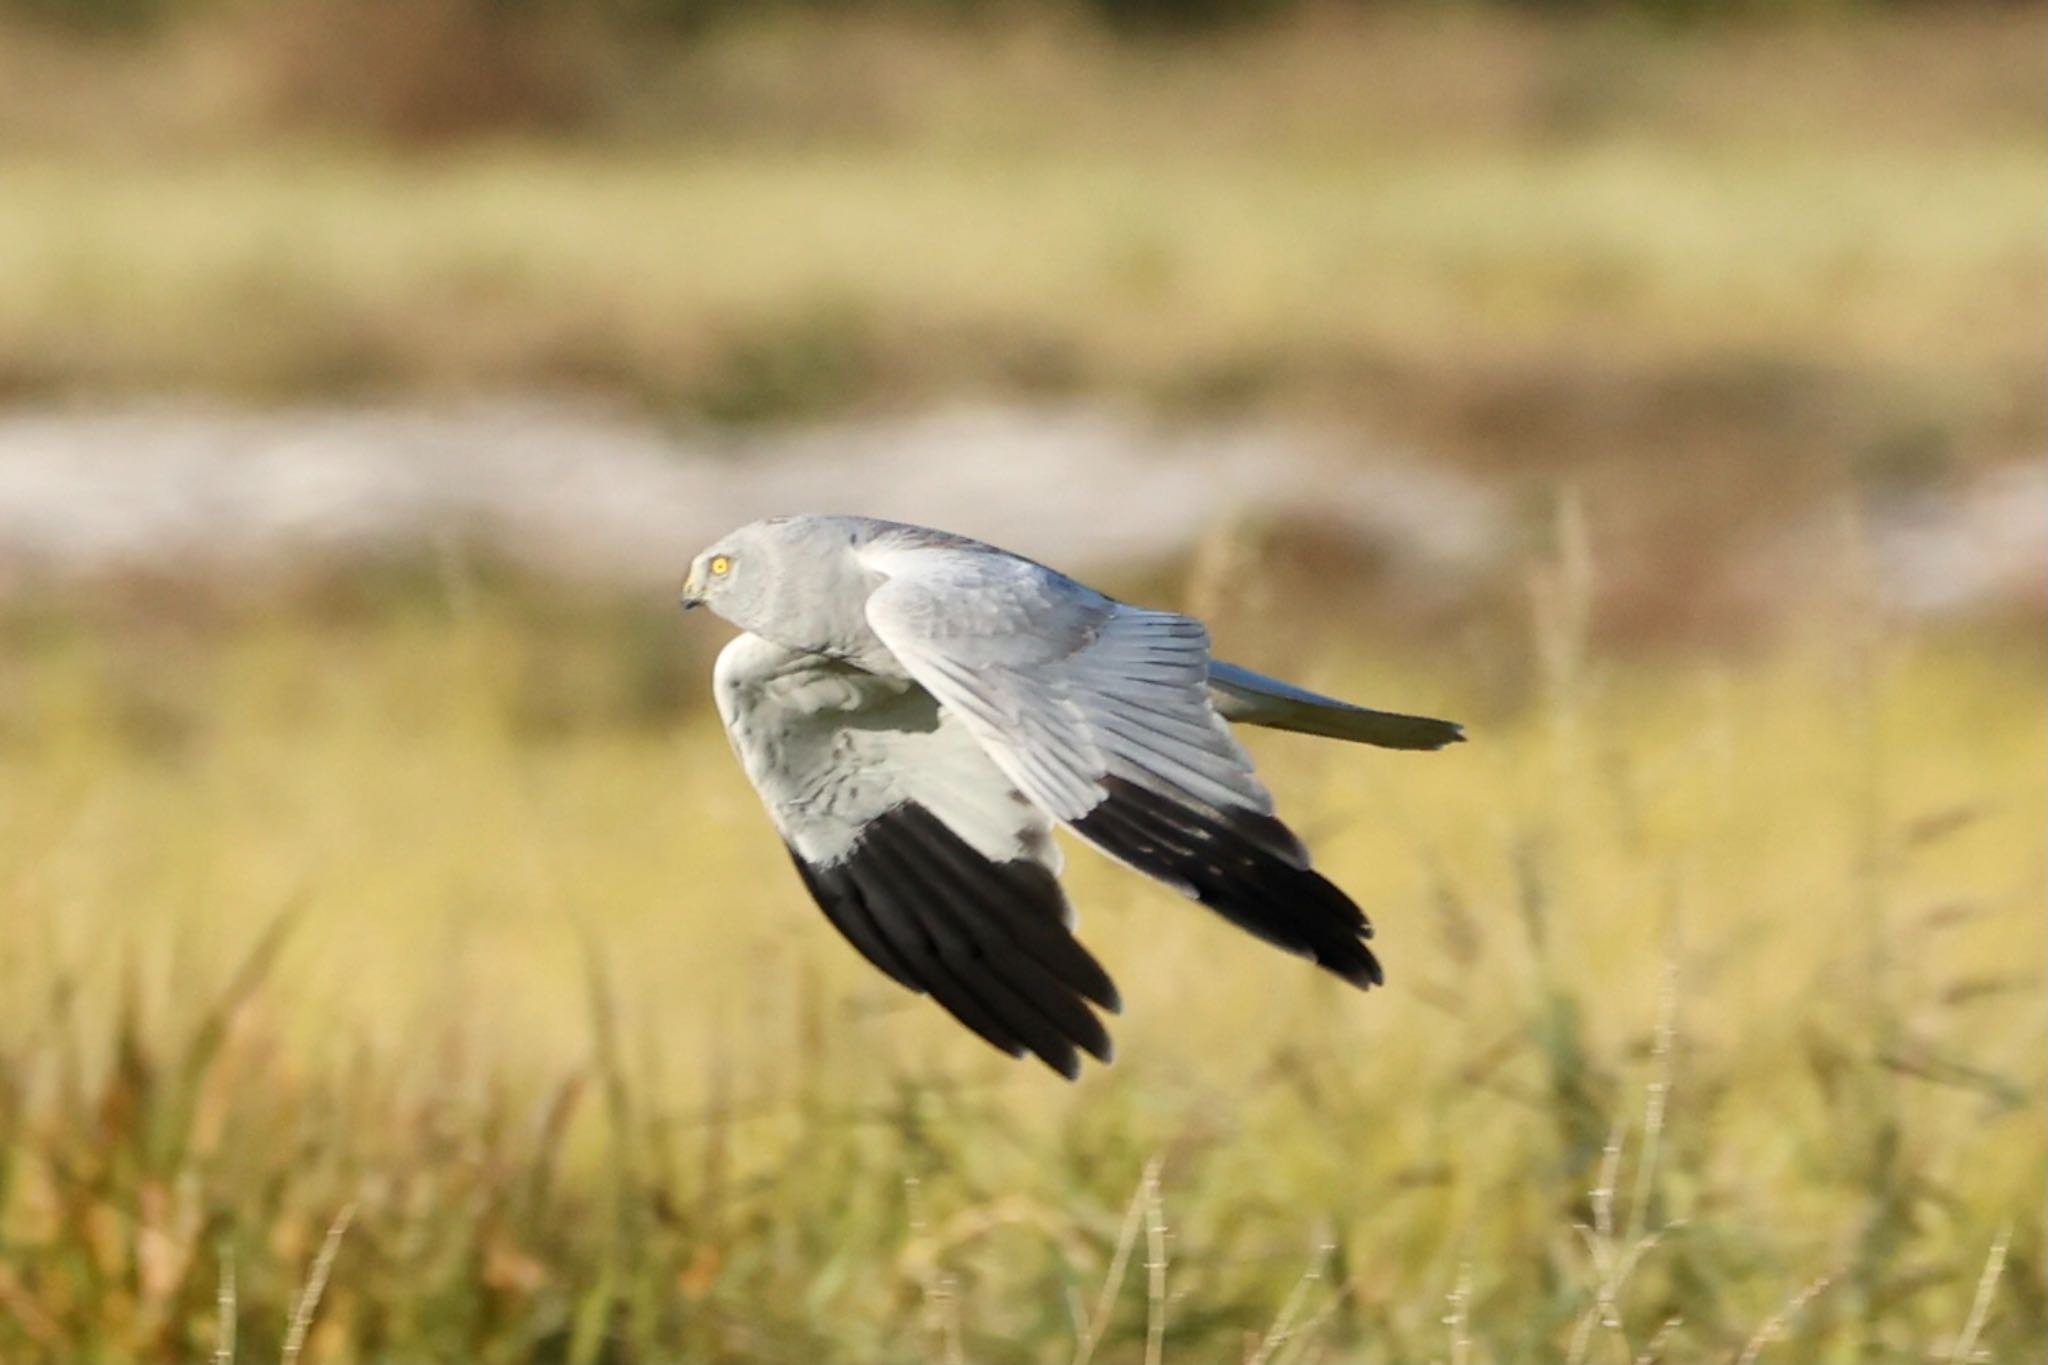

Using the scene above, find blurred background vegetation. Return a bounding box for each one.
[0,0,2040,1362]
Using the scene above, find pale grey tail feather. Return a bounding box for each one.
[1206,660,1465,751]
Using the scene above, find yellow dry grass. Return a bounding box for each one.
[0,569,2038,1362]
[0,9,2038,1360]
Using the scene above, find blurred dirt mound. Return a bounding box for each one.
[0,399,1502,594]
[3,400,2036,636]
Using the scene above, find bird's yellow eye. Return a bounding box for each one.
[709,555,732,576]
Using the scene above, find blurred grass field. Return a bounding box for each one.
[0,558,2040,1362]
[0,7,2039,432]
[3,138,2037,415]
[0,2,2042,1361]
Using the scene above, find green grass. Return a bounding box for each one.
[0,575,2038,1362]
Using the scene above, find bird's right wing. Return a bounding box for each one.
[712,631,1118,1078]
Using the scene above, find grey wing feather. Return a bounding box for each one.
[712,632,1119,1078]
[862,549,1382,988]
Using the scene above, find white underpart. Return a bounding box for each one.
[712,632,1060,875]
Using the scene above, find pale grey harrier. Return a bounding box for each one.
[681,515,1461,1077]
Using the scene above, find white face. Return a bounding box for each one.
[680,542,740,611]
[680,519,792,631]
[678,516,869,651]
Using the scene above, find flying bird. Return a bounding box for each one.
[680,515,1462,1078]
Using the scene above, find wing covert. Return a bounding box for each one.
[861,549,1382,989]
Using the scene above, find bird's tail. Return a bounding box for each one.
[1206,660,1465,751]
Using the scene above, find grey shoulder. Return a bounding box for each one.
[863,519,1005,555]
[854,521,1092,589]
[741,513,1002,557]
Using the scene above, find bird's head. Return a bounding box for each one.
[680,516,853,636]
[679,529,755,622]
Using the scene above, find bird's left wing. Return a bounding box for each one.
[861,546,1382,989]
[712,631,1119,1078]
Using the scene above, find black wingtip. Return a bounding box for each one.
[1047,1028,1115,1080]
[791,804,1123,1079]
[1074,776,1383,992]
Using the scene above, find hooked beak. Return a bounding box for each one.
[678,572,703,610]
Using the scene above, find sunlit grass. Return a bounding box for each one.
[0,578,2038,1362]
[0,7,2037,1357]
